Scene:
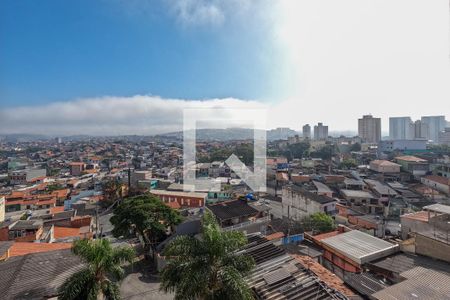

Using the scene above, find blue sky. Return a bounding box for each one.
[0,0,280,107]
[0,0,449,135]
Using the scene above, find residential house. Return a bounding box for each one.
[151,189,207,208]
[370,160,401,173]
[207,199,270,233]
[282,184,337,220]
[395,155,429,176]
[421,175,450,195]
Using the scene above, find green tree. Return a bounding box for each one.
[339,158,358,170]
[160,212,255,300]
[311,144,338,160]
[110,194,182,256]
[306,212,335,233]
[58,239,135,300]
[287,142,310,160]
[349,142,362,152]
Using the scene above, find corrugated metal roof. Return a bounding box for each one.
[321,230,398,265]
[0,249,84,299]
[423,203,450,215]
[372,268,450,300]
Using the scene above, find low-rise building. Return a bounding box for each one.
[282,184,337,220]
[438,127,450,145]
[340,189,379,214]
[69,162,85,176]
[421,175,450,195]
[395,155,429,176]
[312,229,398,279]
[9,168,46,185]
[150,189,207,208]
[378,139,427,154]
[0,220,44,242]
[207,199,270,233]
[370,160,401,173]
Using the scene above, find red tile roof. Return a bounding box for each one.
[294,255,355,297]
[424,175,450,186]
[50,206,65,214]
[54,227,80,239]
[265,232,285,241]
[9,242,72,257]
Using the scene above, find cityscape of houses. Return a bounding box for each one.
[0,113,449,299]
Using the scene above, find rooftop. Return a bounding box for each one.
[370,252,450,275]
[423,203,450,215]
[340,189,375,199]
[395,155,428,163]
[287,184,336,204]
[320,230,399,265]
[372,268,450,300]
[10,220,43,231]
[364,179,398,196]
[9,242,72,257]
[401,211,429,222]
[0,249,83,299]
[151,189,208,199]
[293,255,355,297]
[423,175,450,186]
[207,199,258,221]
[371,160,401,167]
[243,235,348,300]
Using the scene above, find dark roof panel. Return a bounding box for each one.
[207,200,258,221]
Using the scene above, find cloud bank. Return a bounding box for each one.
[0,96,266,136]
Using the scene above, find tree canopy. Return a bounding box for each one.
[110,194,182,251]
[160,212,255,300]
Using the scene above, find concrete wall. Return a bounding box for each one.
[400,216,431,240]
[282,188,324,220]
[415,234,450,263]
[421,177,450,195]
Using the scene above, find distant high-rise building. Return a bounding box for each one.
[313,123,328,140]
[302,124,311,139]
[389,117,413,140]
[358,115,381,143]
[413,120,429,140]
[421,116,446,143]
[438,128,450,146]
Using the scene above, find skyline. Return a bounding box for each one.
[1,0,450,134]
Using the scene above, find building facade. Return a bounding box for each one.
[438,128,450,146]
[9,168,46,185]
[421,115,446,143]
[389,117,413,140]
[302,124,311,139]
[378,139,427,154]
[358,115,381,143]
[282,184,336,220]
[313,123,328,140]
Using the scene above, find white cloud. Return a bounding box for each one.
[166,0,256,27]
[0,95,266,136]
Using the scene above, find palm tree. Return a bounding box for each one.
[58,239,135,300]
[160,212,255,300]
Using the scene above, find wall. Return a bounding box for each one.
[282,187,325,220]
[0,197,4,223]
[415,233,450,263]
[400,216,431,240]
[421,177,450,195]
